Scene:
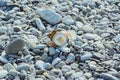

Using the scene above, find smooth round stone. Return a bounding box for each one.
[100,73,119,80]
[35,18,45,31]
[43,63,52,70]
[84,33,101,40]
[0,70,8,79]
[37,9,62,24]
[52,57,61,66]
[66,53,75,63]
[43,47,49,53]
[3,63,15,71]
[17,63,30,71]
[62,15,74,25]
[35,60,45,70]
[5,38,25,55]
[49,47,55,56]
[80,52,93,61]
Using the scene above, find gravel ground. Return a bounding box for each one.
[0,0,120,80]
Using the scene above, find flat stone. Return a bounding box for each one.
[66,53,75,63]
[80,52,93,61]
[3,63,15,71]
[59,47,70,53]
[100,73,119,80]
[49,47,55,56]
[35,18,45,31]
[84,33,101,40]
[62,65,71,73]
[0,70,8,79]
[34,44,46,49]
[17,63,30,71]
[37,9,62,24]
[70,63,79,70]
[8,70,20,76]
[82,25,94,33]
[52,57,61,66]
[5,38,25,55]
[115,34,120,42]
[55,61,66,68]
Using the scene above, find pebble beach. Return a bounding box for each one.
[0,0,120,80]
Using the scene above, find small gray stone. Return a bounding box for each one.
[59,47,70,53]
[100,73,119,80]
[115,34,120,42]
[35,60,45,70]
[35,18,45,31]
[43,63,52,70]
[3,63,15,71]
[37,9,62,24]
[62,15,74,25]
[5,38,25,55]
[66,53,75,63]
[70,63,79,70]
[49,47,55,55]
[0,70,8,79]
[17,63,30,71]
[34,44,46,49]
[62,65,71,73]
[52,57,61,66]
[8,70,20,76]
[81,52,93,61]
[0,27,7,34]
[55,61,66,68]
[84,33,101,40]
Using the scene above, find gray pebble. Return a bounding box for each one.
[8,70,20,76]
[81,52,93,61]
[43,63,52,70]
[115,34,120,42]
[17,63,30,71]
[49,47,55,56]
[52,57,61,66]
[100,73,119,80]
[35,18,45,31]
[62,65,71,73]
[62,15,74,25]
[3,63,15,71]
[34,44,46,49]
[37,9,62,24]
[59,47,70,53]
[5,38,25,55]
[55,61,66,68]
[35,60,45,70]
[0,70,8,79]
[66,53,75,63]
